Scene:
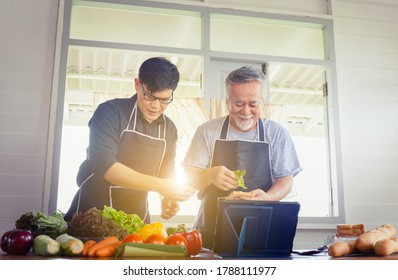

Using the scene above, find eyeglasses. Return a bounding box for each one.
[140,82,173,105]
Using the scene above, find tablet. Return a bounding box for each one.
[213,198,300,257]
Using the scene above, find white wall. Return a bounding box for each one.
[0,0,397,250]
[332,0,398,226]
[0,0,59,232]
[295,0,398,249]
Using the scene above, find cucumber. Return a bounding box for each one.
[33,235,60,256]
[116,243,187,258]
[55,233,84,256]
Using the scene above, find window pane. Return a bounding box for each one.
[267,63,331,217]
[70,2,202,49]
[211,14,325,59]
[66,46,203,98]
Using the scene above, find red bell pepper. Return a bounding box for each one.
[167,224,202,256]
[182,229,202,256]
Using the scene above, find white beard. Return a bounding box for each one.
[235,115,255,131]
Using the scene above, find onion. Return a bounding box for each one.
[1,229,34,255]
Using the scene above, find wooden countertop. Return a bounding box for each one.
[1,250,398,260]
[0,248,220,260]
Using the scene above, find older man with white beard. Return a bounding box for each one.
[182,66,302,249]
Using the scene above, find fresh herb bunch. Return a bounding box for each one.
[234,170,248,189]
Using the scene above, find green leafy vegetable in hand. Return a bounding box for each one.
[101,206,144,234]
[234,170,248,189]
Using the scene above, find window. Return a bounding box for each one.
[54,0,343,226]
[210,14,325,59]
[70,2,202,49]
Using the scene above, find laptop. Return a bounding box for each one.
[213,198,300,258]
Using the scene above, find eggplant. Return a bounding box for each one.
[1,229,34,255]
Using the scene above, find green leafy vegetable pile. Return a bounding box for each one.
[67,207,128,239]
[234,170,248,189]
[66,206,144,239]
[15,211,67,239]
[100,205,144,234]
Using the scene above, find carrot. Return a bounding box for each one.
[87,236,120,257]
[82,240,97,257]
[95,241,123,258]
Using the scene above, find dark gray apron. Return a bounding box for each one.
[64,98,166,223]
[194,116,273,249]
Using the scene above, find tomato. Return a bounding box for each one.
[122,233,144,244]
[166,233,187,247]
[144,234,166,245]
[182,230,202,256]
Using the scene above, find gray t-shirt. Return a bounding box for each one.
[182,117,302,180]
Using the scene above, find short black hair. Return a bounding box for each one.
[139,57,180,93]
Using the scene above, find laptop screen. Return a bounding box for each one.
[213,198,300,257]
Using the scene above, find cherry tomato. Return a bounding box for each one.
[144,234,166,245]
[122,233,144,244]
[166,233,187,247]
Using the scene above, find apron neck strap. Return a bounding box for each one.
[220,116,264,141]
[159,115,166,139]
[126,94,166,139]
[126,95,138,131]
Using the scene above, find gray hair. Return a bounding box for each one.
[225,66,266,96]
